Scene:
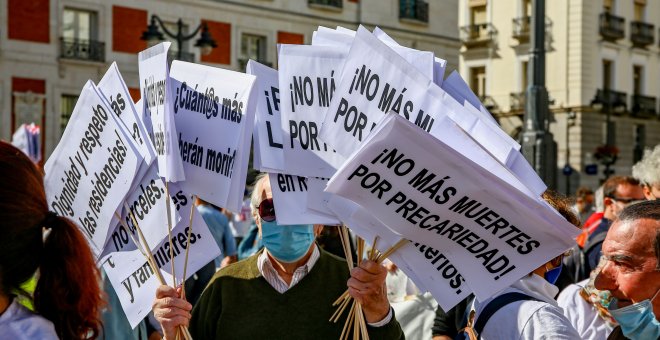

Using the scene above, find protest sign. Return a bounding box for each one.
[278,45,347,177]
[247,60,285,172]
[98,62,156,166]
[326,114,579,300]
[99,163,179,258]
[101,185,220,328]
[169,61,257,212]
[45,81,141,253]
[270,173,339,225]
[318,26,439,158]
[138,42,185,182]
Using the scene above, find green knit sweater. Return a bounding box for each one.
[190,249,404,340]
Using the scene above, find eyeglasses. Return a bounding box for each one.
[257,198,276,222]
[609,196,644,205]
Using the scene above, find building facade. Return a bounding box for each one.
[0,0,458,162]
[458,0,660,193]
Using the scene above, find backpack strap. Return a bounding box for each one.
[473,292,541,337]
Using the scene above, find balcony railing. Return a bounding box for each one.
[308,0,342,9]
[631,94,657,118]
[592,89,627,112]
[60,38,105,62]
[399,0,429,23]
[460,23,497,48]
[510,92,526,111]
[599,12,625,41]
[512,16,531,42]
[630,21,655,48]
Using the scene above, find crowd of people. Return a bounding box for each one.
[0,138,659,339]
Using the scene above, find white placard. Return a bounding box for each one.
[326,114,579,300]
[98,62,156,166]
[318,26,439,158]
[278,44,347,177]
[138,42,185,182]
[101,185,220,328]
[169,61,257,212]
[99,163,180,258]
[45,81,141,253]
[269,173,339,225]
[247,60,285,172]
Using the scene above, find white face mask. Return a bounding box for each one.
[609,288,660,339]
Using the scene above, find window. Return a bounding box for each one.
[634,0,645,21]
[633,124,645,163]
[60,95,78,134]
[470,66,486,98]
[633,65,643,95]
[241,34,267,63]
[63,8,97,41]
[470,4,487,25]
[603,0,614,13]
[602,59,612,90]
[522,0,532,17]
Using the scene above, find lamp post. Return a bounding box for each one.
[141,15,217,61]
[590,90,621,181]
[521,0,557,189]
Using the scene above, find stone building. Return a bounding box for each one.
[458,0,660,192]
[1,0,458,160]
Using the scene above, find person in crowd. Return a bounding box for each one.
[585,176,644,274]
[236,220,263,260]
[557,257,616,339]
[632,144,660,201]
[431,295,473,340]
[464,191,582,339]
[594,200,660,339]
[182,199,239,307]
[152,173,404,339]
[0,141,104,339]
[195,198,238,269]
[574,186,596,223]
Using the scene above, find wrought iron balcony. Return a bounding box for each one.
[478,95,498,112]
[399,0,428,23]
[308,0,342,9]
[599,12,625,42]
[630,21,654,48]
[60,38,105,62]
[631,94,657,118]
[510,92,526,111]
[591,89,627,112]
[460,23,497,48]
[512,16,531,42]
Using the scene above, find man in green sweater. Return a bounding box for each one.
[153,173,404,339]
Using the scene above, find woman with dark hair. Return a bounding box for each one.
[0,141,104,339]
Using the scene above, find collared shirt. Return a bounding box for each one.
[0,298,57,340]
[257,245,393,327]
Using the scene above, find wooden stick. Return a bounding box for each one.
[331,294,352,323]
[164,182,177,287]
[369,236,379,261]
[123,204,193,340]
[357,304,370,340]
[333,290,351,306]
[342,226,354,269]
[376,238,408,264]
[340,300,356,340]
[180,195,196,300]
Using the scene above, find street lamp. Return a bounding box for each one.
[141,15,217,61]
[590,89,625,180]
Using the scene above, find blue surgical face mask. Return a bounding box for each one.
[608,288,660,339]
[545,263,563,285]
[260,220,315,263]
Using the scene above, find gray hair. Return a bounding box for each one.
[632,144,660,187]
[250,173,269,218]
